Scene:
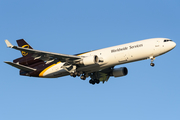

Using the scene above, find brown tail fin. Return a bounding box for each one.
[14,39,44,66]
[16,39,33,57]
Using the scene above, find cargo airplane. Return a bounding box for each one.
[4,38,176,85]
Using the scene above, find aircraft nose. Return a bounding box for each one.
[168,41,176,51]
[163,41,176,52]
[172,41,176,48]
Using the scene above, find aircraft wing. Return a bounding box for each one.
[5,40,81,63]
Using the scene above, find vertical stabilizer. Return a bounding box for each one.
[13,39,44,66]
[16,39,33,57]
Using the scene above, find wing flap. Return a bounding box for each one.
[4,61,36,72]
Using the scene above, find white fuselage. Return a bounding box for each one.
[41,38,176,78]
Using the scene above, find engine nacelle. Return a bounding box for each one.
[112,67,128,77]
[80,55,99,66]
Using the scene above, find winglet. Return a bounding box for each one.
[5,40,13,48]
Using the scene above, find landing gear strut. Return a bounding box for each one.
[150,57,155,67]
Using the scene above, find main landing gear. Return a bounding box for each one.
[70,71,101,85]
[150,57,155,67]
[70,72,81,78]
[89,79,100,85]
[80,75,86,80]
[70,72,88,80]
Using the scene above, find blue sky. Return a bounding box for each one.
[0,0,180,120]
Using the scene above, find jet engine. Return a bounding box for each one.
[79,55,99,66]
[112,67,128,77]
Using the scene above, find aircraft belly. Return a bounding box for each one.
[76,64,101,73]
[42,63,67,78]
[44,70,69,78]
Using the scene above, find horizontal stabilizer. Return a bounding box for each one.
[4,61,36,72]
[5,40,13,48]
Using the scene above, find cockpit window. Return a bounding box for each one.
[164,39,172,42]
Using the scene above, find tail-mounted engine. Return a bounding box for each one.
[79,55,99,66]
[111,67,128,77]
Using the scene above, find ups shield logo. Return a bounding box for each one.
[21,45,29,56]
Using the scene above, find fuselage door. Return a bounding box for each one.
[115,52,129,63]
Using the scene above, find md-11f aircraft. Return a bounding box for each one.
[4,38,176,85]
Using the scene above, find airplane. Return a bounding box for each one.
[4,38,176,85]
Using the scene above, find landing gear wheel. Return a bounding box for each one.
[91,80,95,85]
[80,75,86,80]
[89,79,95,85]
[70,73,74,76]
[150,63,155,67]
[96,80,100,84]
[94,79,100,84]
[77,73,81,77]
[89,79,93,84]
[74,72,78,76]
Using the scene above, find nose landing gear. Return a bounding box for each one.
[150,63,155,67]
[150,57,155,67]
